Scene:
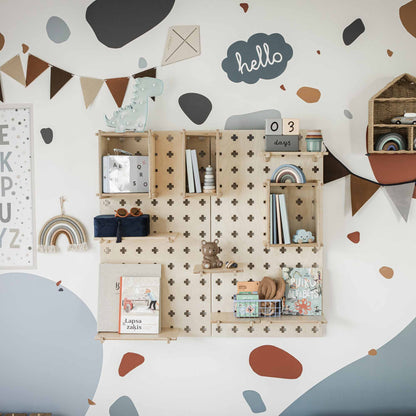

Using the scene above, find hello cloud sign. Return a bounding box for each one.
[222,33,293,84]
[0,105,35,268]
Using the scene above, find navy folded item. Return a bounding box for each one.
[94,215,150,242]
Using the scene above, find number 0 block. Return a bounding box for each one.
[265,119,283,135]
[283,118,299,135]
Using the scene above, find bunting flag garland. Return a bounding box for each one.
[80,77,104,108]
[133,67,157,101]
[384,182,414,222]
[324,151,350,183]
[350,175,381,216]
[106,77,129,107]
[0,54,25,85]
[50,66,73,99]
[26,54,49,86]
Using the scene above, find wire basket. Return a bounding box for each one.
[233,296,282,318]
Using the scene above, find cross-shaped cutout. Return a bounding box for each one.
[184,310,191,317]
[216,294,222,301]
[216,279,222,285]
[232,326,238,333]
[167,151,174,158]
[248,246,254,253]
[135,199,142,206]
[168,263,174,270]
[199,150,206,158]
[215,215,222,222]
[312,326,318,333]
[120,247,127,254]
[167,215,174,222]
[167,247,174,254]
[184,263,190,270]
[152,247,158,254]
[247,166,254,173]
[199,215,206,222]
[264,263,270,269]
[231,134,238,141]
[296,247,303,254]
[231,231,238,238]
[215,231,222,238]
[231,166,238,173]
[215,198,222,206]
[231,198,238,206]
[247,215,254,221]
[119,199,126,207]
[168,310,175,317]
[183,199,190,206]
[312,165,319,173]
[168,294,175,301]
[263,166,270,173]
[248,326,254,333]
[296,262,302,268]
[200,294,206,301]
[167,198,174,206]
[264,326,270,333]
[152,215,158,222]
[264,248,270,254]
[200,278,206,285]
[167,134,174,142]
[151,199,158,206]
[183,231,190,238]
[231,182,238,190]
[167,182,174,190]
[247,198,254,206]
[231,150,238,158]
[248,231,254,238]
[168,278,175,286]
[184,326,191,333]
[231,214,238,222]
[247,134,254,141]
[184,247,190,254]
[247,182,254,190]
[296,214,303,221]
[200,310,206,317]
[232,278,237,285]
[248,263,254,270]
[232,246,238,254]
[280,247,287,253]
[200,326,207,333]
[104,247,111,254]
[136,247,142,254]
[280,326,286,333]
[296,326,302,333]
[247,150,254,157]
[183,215,190,222]
[199,199,206,206]
[200,231,206,238]
[184,278,191,286]
[167,167,174,174]
[296,198,303,205]
[216,326,222,333]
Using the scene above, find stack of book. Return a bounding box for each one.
[234,281,259,318]
[185,149,202,193]
[270,193,290,245]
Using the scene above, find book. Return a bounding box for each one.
[119,275,161,334]
[235,293,259,318]
[281,267,322,316]
[278,194,291,244]
[98,263,161,332]
[275,194,282,244]
[237,281,259,293]
[185,149,195,193]
[190,149,202,193]
[272,193,276,244]
[270,195,274,244]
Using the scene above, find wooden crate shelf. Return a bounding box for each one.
[95,232,179,244]
[193,264,245,274]
[96,328,180,343]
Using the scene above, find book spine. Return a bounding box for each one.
[103,156,109,193]
[190,149,202,193]
[272,194,276,244]
[270,195,273,245]
[275,193,282,244]
[118,276,122,334]
[185,149,195,193]
[279,194,291,244]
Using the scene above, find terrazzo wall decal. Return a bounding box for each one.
[316,50,321,55]
[400,1,416,38]
[249,345,303,379]
[50,66,73,99]
[138,57,147,68]
[379,266,394,279]
[86,0,175,48]
[46,16,71,43]
[161,25,200,66]
[387,49,393,57]
[222,33,293,84]
[369,154,416,184]
[110,396,139,416]
[281,317,416,415]
[80,77,104,108]
[368,349,377,356]
[179,93,212,125]
[224,109,281,130]
[40,127,53,144]
[26,54,49,86]
[280,84,286,91]
[0,55,25,85]
[342,18,365,46]
[22,43,29,53]
[240,3,249,13]
[347,231,360,244]
[88,399,96,405]
[243,390,266,413]
[344,109,353,119]
[0,105,35,268]
[0,273,103,415]
[119,352,145,377]
[0,33,4,51]
[296,86,321,103]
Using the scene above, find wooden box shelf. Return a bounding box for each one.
[265,180,322,248]
[181,130,221,197]
[97,130,157,199]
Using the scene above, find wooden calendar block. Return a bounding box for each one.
[265,119,282,135]
[282,118,299,135]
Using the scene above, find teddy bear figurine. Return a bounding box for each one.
[201,239,223,269]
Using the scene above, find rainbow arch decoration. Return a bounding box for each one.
[271,164,306,183]
[38,215,88,253]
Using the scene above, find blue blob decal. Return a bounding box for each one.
[138,57,148,68]
[110,396,139,416]
[0,273,102,415]
[225,109,281,130]
[222,33,293,84]
[46,16,71,43]
[243,390,267,413]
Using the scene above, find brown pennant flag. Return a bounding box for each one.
[324,151,350,183]
[26,54,49,86]
[80,77,104,108]
[350,175,381,216]
[133,67,157,101]
[0,54,25,85]
[106,77,129,107]
[50,66,73,99]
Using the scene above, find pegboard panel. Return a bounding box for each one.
[98,130,325,337]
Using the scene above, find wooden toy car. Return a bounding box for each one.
[391,112,416,124]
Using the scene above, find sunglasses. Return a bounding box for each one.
[114,207,143,217]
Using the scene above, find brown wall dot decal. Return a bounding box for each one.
[56,280,62,286]
[0,33,4,51]
[280,84,286,91]
[118,352,145,376]
[379,266,394,279]
[347,232,360,244]
[317,50,321,54]
[368,349,377,356]
[240,3,248,12]
[400,1,416,38]
[297,87,321,103]
[249,345,302,379]
[22,43,29,53]
[88,399,96,405]
[387,49,393,57]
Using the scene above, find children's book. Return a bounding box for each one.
[185,149,195,193]
[278,194,291,244]
[119,275,161,334]
[235,293,259,318]
[281,267,322,316]
[190,149,202,193]
[270,195,274,244]
[272,194,276,244]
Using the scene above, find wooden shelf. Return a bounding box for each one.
[268,243,321,248]
[184,192,221,198]
[374,124,416,128]
[96,130,151,137]
[263,151,327,162]
[95,232,179,244]
[374,97,416,102]
[98,192,157,199]
[211,312,327,325]
[96,327,180,343]
[267,180,321,188]
[193,264,245,274]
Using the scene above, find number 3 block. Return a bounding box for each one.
[265,119,282,135]
[283,118,299,135]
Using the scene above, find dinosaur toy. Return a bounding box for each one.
[105,77,164,133]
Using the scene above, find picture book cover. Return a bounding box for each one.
[235,293,259,318]
[119,275,161,334]
[281,267,322,315]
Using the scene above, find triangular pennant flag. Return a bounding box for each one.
[80,77,104,108]
[133,68,157,101]
[26,54,49,86]
[50,66,73,99]
[384,182,414,221]
[106,77,129,107]
[350,175,381,216]
[0,54,25,85]
[324,151,350,183]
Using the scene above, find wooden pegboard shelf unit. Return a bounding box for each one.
[96,328,180,343]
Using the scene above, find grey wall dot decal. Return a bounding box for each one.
[40,127,53,144]
[46,16,71,43]
[178,93,212,125]
[110,396,139,416]
[138,57,147,68]
[343,18,365,46]
[344,109,353,119]
[86,0,175,48]
[243,390,267,413]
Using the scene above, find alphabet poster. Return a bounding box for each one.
[0,104,35,268]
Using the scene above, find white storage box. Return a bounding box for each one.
[103,155,149,193]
